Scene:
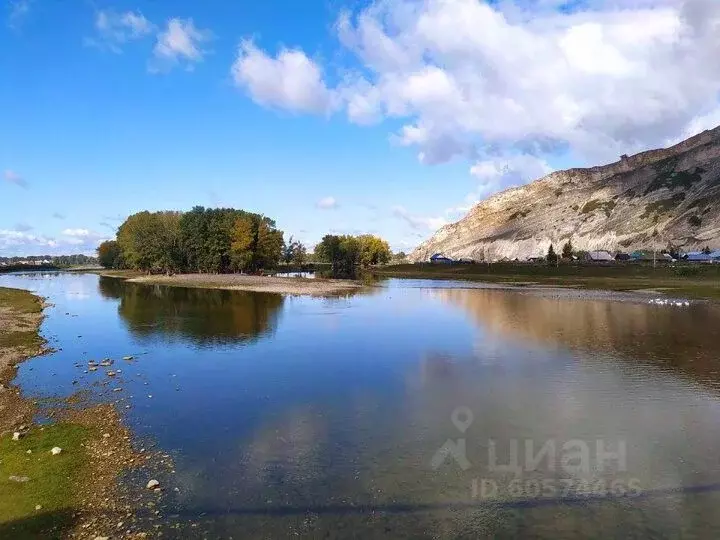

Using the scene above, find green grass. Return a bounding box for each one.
[0,287,43,315]
[0,424,91,537]
[375,263,720,300]
[0,287,44,353]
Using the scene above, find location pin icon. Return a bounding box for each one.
[451,406,474,433]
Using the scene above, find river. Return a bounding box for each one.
[2,272,720,538]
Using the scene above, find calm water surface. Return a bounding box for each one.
[2,272,720,538]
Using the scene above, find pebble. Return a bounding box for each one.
[146,479,160,490]
[9,476,30,483]
[50,447,62,456]
[12,432,21,441]
[35,505,42,511]
[123,356,134,361]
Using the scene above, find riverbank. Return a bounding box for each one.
[0,287,145,538]
[98,270,364,296]
[375,263,720,300]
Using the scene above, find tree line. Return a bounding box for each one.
[97,207,393,276]
[314,234,391,276]
[98,207,285,274]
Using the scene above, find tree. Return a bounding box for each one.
[254,217,284,270]
[703,246,712,255]
[357,235,392,267]
[117,211,183,274]
[97,240,122,269]
[230,215,255,272]
[283,236,307,265]
[547,244,558,265]
[561,240,573,259]
[316,233,391,276]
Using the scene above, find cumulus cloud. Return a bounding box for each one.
[235,0,720,201]
[232,41,336,114]
[0,225,107,255]
[392,205,448,231]
[150,18,212,72]
[316,196,339,209]
[3,169,27,188]
[0,230,58,253]
[86,9,154,52]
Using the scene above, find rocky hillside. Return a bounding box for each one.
[411,127,720,262]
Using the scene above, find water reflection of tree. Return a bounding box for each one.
[98,277,284,346]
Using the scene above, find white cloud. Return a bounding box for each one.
[0,230,57,252]
[236,0,720,200]
[3,169,27,188]
[231,41,336,114]
[86,10,154,52]
[7,0,31,29]
[62,228,91,237]
[470,154,554,192]
[392,205,448,231]
[316,196,339,209]
[150,18,212,72]
[0,226,107,256]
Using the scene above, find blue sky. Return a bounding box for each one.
[2,0,719,255]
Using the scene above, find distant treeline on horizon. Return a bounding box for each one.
[0,254,97,266]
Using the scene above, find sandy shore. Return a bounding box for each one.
[122,273,365,296]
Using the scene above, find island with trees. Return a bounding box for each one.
[96,206,393,296]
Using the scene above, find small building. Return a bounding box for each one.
[586,250,614,262]
[685,251,720,262]
[429,253,453,264]
[615,252,631,261]
[630,250,655,262]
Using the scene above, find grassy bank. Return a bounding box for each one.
[0,287,142,538]
[375,263,720,300]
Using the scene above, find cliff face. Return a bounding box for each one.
[411,127,720,262]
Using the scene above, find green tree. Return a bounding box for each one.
[230,215,255,272]
[357,235,392,267]
[547,244,558,265]
[561,240,573,259]
[117,211,183,274]
[254,217,284,270]
[315,235,343,274]
[97,240,122,269]
[283,236,307,265]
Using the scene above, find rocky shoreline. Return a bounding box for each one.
[0,286,164,539]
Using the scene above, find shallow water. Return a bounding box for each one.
[2,272,720,538]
